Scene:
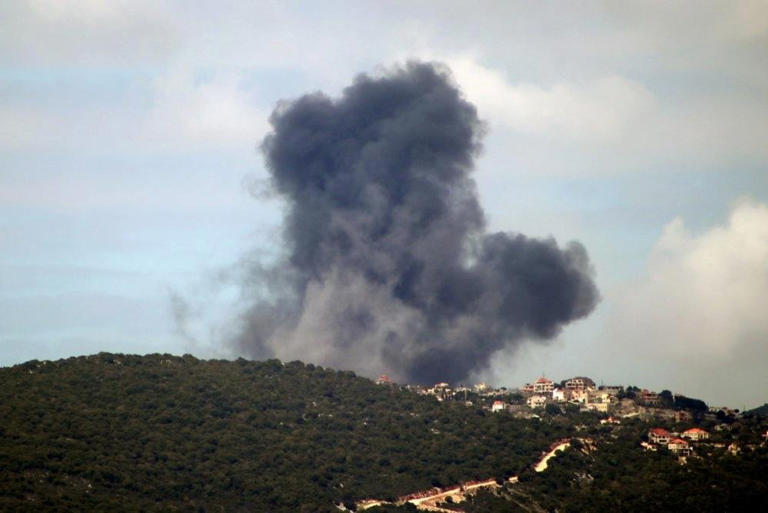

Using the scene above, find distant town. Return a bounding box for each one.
[376,373,734,418]
[376,374,767,462]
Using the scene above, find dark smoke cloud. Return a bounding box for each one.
[235,62,598,384]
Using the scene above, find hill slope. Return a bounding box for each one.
[4,353,767,512]
[0,353,559,512]
[745,403,768,416]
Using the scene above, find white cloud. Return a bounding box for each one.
[0,69,269,152]
[647,200,768,356]
[1,0,176,66]
[447,56,656,143]
[440,56,768,176]
[143,70,270,148]
[721,0,768,41]
[609,200,768,405]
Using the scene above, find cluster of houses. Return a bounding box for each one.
[492,376,701,420]
[513,376,621,413]
[376,373,768,462]
[643,427,711,457]
[390,374,663,416]
[643,426,766,458]
[397,379,508,403]
[379,374,761,426]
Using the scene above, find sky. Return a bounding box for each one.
[1,0,767,408]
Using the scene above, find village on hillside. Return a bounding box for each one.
[360,374,768,511]
[377,373,735,420]
[376,373,766,462]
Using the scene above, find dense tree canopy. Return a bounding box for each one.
[2,353,766,512]
[0,353,559,512]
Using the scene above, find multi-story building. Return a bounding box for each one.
[640,389,660,405]
[681,428,709,441]
[668,438,692,456]
[533,377,554,394]
[564,377,596,391]
[570,389,589,404]
[527,395,547,408]
[585,402,609,413]
[648,427,672,444]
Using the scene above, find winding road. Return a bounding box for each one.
[534,440,571,472]
[356,439,570,511]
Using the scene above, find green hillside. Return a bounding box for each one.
[3,353,767,512]
[0,353,560,512]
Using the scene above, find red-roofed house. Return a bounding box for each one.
[668,438,692,456]
[681,428,709,441]
[648,428,671,444]
[491,400,506,413]
[533,377,554,394]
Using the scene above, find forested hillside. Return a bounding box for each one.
[3,354,767,512]
[506,421,768,513]
[373,415,768,513]
[0,353,562,512]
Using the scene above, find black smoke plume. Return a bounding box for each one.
[236,62,598,384]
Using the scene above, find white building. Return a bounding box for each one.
[585,402,609,413]
[565,377,596,391]
[570,389,589,404]
[648,428,672,445]
[682,428,709,441]
[527,395,547,408]
[491,400,506,413]
[592,391,615,404]
[533,377,555,394]
[668,438,692,456]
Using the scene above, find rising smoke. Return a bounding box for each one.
[235,62,598,384]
